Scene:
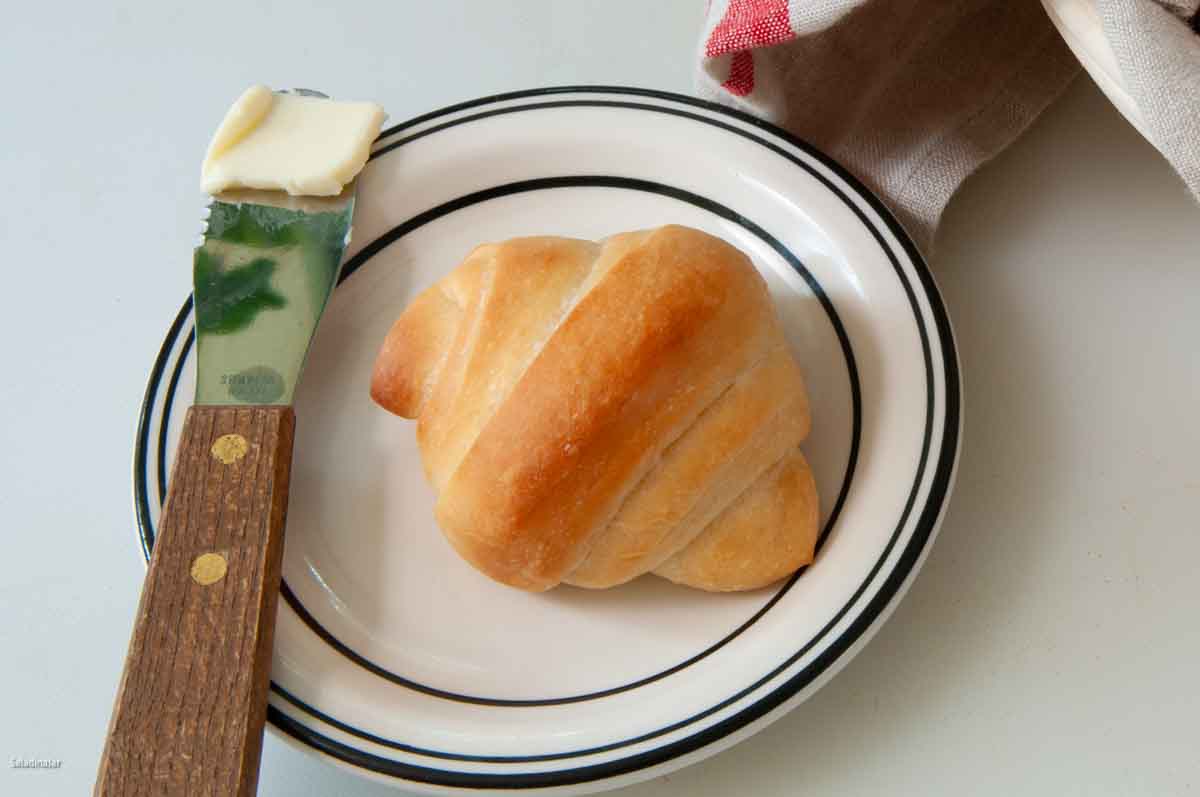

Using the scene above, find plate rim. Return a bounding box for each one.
[131,84,961,792]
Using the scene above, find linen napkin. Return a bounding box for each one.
[1098,0,1200,200]
[697,0,1200,252]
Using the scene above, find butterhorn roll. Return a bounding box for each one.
[371,225,819,592]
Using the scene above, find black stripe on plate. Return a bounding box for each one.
[280,176,862,710]
[156,330,194,507]
[372,85,722,144]
[133,295,191,559]
[150,175,863,710]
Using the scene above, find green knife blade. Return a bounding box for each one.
[193,186,354,405]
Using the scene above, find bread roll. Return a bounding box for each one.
[370,225,819,592]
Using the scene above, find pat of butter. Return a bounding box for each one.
[201,85,385,197]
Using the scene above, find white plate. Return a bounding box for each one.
[134,87,961,794]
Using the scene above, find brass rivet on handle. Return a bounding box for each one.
[190,553,228,586]
[210,433,249,464]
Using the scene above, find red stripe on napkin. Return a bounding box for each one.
[705,0,794,57]
[721,51,757,96]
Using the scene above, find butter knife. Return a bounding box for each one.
[96,176,355,793]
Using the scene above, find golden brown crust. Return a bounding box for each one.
[370,225,818,592]
[415,239,597,492]
[437,227,776,589]
[368,278,462,420]
[565,346,810,588]
[653,450,820,592]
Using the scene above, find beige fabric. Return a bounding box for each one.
[1151,0,1200,19]
[698,0,1080,252]
[698,0,1200,252]
[1099,0,1200,201]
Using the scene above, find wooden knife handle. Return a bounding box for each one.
[96,405,295,797]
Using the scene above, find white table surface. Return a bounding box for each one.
[3,1,1198,795]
